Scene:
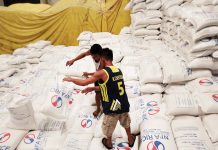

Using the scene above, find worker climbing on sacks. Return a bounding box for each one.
[66,44,103,117]
[63,48,136,149]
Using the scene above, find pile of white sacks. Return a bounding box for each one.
[123,0,162,40]
[160,0,218,75]
[1,30,218,149]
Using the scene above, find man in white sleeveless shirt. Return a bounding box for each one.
[66,44,103,117]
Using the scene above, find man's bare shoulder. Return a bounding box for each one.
[94,69,105,77]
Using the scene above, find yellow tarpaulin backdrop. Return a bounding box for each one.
[0,0,130,54]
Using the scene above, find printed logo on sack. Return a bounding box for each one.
[146,101,160,115]
[81,119,92,128]
[147,141,165,150]
[51,95,62,108]
[147,107,160,115]
[0,133,10,143]
[146,101,158,107]
[24,134,35,144]
[117,142,131,150]
[212,94,218,102]
[199,79,213,86]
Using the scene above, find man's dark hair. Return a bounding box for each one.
[101,48,113,61]
[90,44,102,55]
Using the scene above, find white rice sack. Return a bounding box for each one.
[77,31,92,41]
[214,143,218,150]
[144,36,160,41]
[172,116,214,150]
[121,56,142,66]
[192,0,218,6]
[0,93,13,114]
[122,110,143,136]
[162,0,184,10]
[187,69,212,81]
[130,99,171,122]
[0,69,18,80]
[140,118,177,150]
[194,26,218,42]
[62,133,93,150]
[187,49,215,60]
[26,51,43,59]
[67,106,99,134]
[133,29,160,36]
[160,56,191,83]
[7,98,36,130]
[7,55,26,65]
[125,81,140,98]
[186,77,218,93]
[140,101,172,121]
[40,82,74,119]
[0,128,28,150]
[213,50,218,58]
[0,64,12,72]
[27,40,51,49]
[202,114,218,143]
[120,66,139,81]
[17,130,64,150]
[139,56,163,84]
[147,24,161,30]
[183,9,218,31]
[188,57,214,69]
[94,115,122,138]
[164,84,190,94]
[212,60,218,70]
[13,48,30,56]
[92,32,112,40]
[164,94,199,116]
[132,2,146,13]
[35,113,65,131]
[112,49,123,64]
[190,39,218,53]
[146,0,161,10]
[195,93,218,114]
[132,17,162,27]
[140,83,164,94]
[79,40,90,47]
[25,58,40,64]
[144,10,163,19]
[0,113,9,129]
[129,94,162,112]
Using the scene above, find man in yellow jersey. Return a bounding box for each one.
[63,48,135,149]
[66,44,103,117]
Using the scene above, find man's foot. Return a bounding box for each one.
[102,138,113,149]
[93,109,101,117]
[128,134,136,148]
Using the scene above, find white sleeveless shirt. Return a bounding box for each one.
[93,60,100,70]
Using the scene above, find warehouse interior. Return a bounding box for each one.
[0,0,218,150]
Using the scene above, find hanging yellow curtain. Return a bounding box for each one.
[0,0,130,54]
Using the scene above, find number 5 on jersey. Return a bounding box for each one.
[117,82,124,96]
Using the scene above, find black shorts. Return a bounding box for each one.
[95,81,101,93]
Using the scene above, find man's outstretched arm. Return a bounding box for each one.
[81,86,100,94]
[63,70,104,86]
[66,50,90,66]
